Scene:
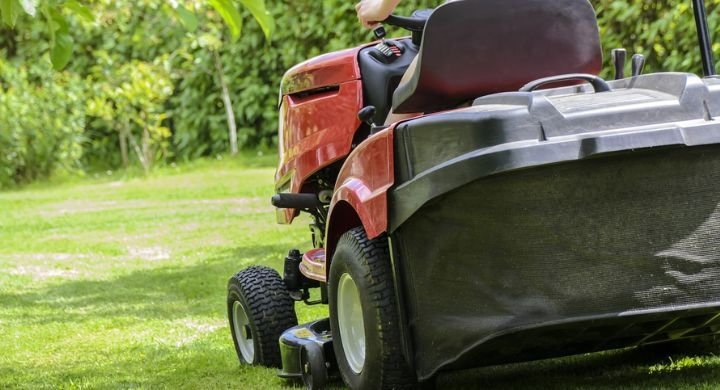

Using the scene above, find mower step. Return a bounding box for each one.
[299,249,326,283]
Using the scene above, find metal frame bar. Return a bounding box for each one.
[692,0,717,76]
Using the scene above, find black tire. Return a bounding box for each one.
[301,343,328,390]
[227,265,298,367]
[329,227,417,389]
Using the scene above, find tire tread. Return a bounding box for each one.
[227,266,298,368]
[336,227,417,389]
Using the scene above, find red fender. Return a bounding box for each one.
[325,127,395,261]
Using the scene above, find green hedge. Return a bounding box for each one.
[595,0,720,75]
[168,0,439,159]
[1,0,719,183]
[0,60,85,188]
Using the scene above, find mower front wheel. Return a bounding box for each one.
[301,342,328,390]
[227,266,298,367]
[329,227,416,389]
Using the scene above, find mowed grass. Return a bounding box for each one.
[1,154,719,389]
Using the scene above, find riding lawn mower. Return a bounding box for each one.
[227,0,720,388]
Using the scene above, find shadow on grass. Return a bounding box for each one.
[2,242,720,388]
[0,244,288,325]
[0,242,322,388]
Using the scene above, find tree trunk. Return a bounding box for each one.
[119,132,129,168]
[142,125,151,174]
[213,49,238,155]
[122,121,150,174]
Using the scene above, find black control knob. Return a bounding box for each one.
[611,48,627,80]
[631,54,646,77]
[373,25,386,40]
[358,106,377,126]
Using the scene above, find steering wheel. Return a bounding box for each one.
[374,9,433,45]
[383,14,428,32]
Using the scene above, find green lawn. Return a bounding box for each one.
[1,156,719,389]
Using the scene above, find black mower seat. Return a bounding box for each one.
[392,0,603,114]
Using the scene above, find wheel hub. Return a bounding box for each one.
[337,273,366,374]
[232,301,255,363]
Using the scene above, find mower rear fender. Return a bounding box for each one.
[389,73,720,379]
[325,128,395,263]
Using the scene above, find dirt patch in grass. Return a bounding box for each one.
[5,253,91,262]
[127,246,171,261]
[172,319,226,347]
[10,265,85,281]
[3,253,98,281]
[40,199,262,217]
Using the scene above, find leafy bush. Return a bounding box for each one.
[169,0,720,160]
[0,60,85,188]
[1,0,720,182]
[87,57,174,172]
[595,0,720,75]
[168,0,437,161]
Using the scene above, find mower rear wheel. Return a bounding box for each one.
[329,227,416,389]
[227,266,298,367]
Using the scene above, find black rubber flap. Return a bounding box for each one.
[392,0,602,113]
[393,145,720,378]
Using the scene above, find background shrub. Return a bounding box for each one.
[0,0,718,185]
[168,0,720,160]
[0,60,85,188]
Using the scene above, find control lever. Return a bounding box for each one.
[611,48,627,80]
[631,54,646,77]
[358,106,388,135]
[358,106,377,126]
[373,25,387,40]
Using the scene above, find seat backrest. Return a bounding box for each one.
[392,0,603,114]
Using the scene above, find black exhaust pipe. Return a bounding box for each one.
[691,0,717,76]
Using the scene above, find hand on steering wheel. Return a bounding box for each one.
[355,0,401,29]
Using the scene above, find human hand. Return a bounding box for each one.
[355,0,400,29]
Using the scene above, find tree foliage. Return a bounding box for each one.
[87,58,174,172]
[595,0,720,75]
[0,0,719,186]
[0,59,84,187]
[0,0,272,69]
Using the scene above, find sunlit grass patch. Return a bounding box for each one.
[648,355,720,374]
[0,156,719,389]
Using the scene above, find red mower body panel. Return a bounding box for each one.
[280,47,362,96]
[292,127,397,283]
[324,128,395,261]
[275,47,366,224]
